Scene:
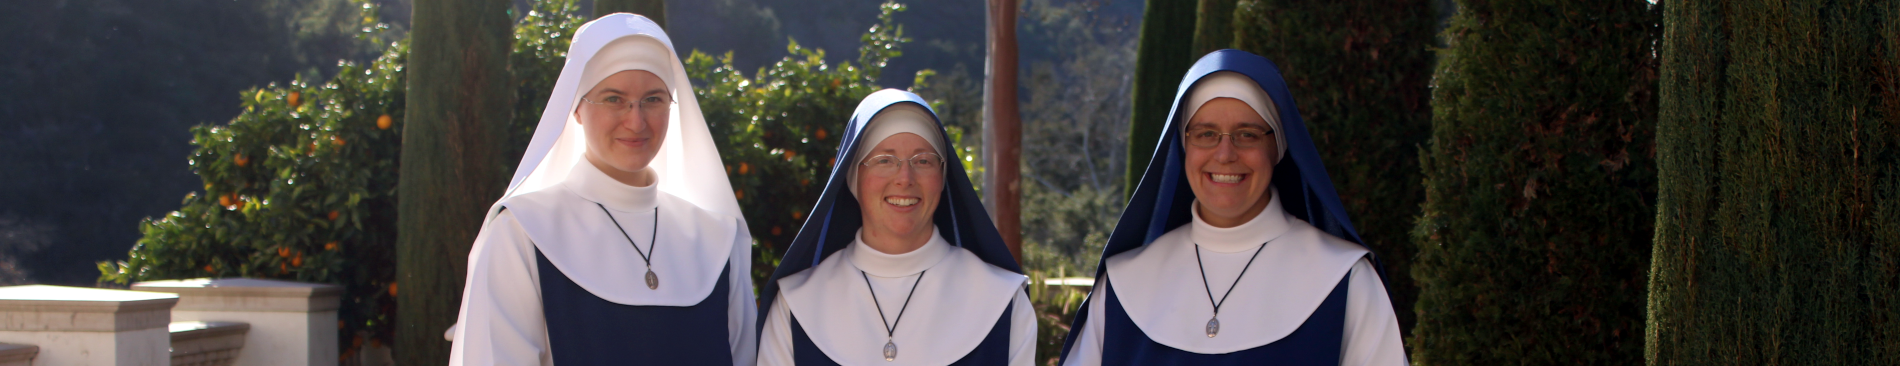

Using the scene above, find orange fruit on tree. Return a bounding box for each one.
[278,247,291,258]
[328,211,340,221]
[331,137,345,146]
[291,253,303,267]
[735,189,744,200]
[325,242,339,251]
[792,211,803,220]
[387,282,398,296]
[376,115,393,130]
[815,128,828,140]
[771,226,782,236]
[738,162,750,175]
[203,265,215,273]
[288,92,302,108]
[233,154,249,167]
[783,150,797,161]
[219,194,234,207]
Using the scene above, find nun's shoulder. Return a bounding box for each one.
[653,190,745,230]
[496,183,572,211]
[1102,223,1194,268]
[944,244,1028,284]
[1282,217,1370,257]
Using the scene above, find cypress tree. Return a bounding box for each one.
[1125,0,1198,197]
[1646,1,1900,364]
[1192,0,1237,55]
[595,0,664,28]
[1230,0,1436,337]
[1412,1,1659,364]
[396,0,515,362]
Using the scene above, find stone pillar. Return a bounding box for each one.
[0,285,178,366]
[134,278,341,366]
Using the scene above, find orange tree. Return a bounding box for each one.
[97,0,583,359]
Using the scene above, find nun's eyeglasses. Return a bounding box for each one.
[581,95,672,119]
[859,153,945,177]
[1184,127,1274,149]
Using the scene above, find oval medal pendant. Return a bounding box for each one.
[883,340,898,361]
[644,269,659,289]
[1206,317,1220,338]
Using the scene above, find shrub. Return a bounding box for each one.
[1411,1,1660,364]
[1646,1,1900,364]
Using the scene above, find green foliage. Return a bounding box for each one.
[1646,1,1900,364]
[1412,1,1659,364]
[686,1,921,286]
[100,0,580,358]
[1125,0,1201,198]
[1231,0,1437,339]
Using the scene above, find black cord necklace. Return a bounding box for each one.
[861,270,926,362]
[1194,242,1268,338]
[598,203,660,289]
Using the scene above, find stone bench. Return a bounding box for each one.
[0,343,38,366]
[170,321,249,366]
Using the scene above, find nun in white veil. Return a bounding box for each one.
[448,13,756,366]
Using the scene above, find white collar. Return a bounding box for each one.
[1189,189,1292,253]
[1103,203,1366,353]
[778,227,1025,365]
[498,160,739,306]
[563,161,658,212]
[848,229,951,278]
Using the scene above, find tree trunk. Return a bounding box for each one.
[594,0,664,28]
[1231,0,1435,339]
[1124,0,1198,198]
[1647,1,1900,364]
[1412,1,1659,364]
[396,0,515,363]
[984,0,1023,261]
[1192,0,1237,55]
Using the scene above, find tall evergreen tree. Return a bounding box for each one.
[1230,0,1436,338]
[1412,1,1659,364]
[1125,0,1198,197]
[1191,0,1237,55]
[1646,1,1900,364]
[595,0,664,28]
[395,0,515,362]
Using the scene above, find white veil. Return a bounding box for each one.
[496,13,740,220]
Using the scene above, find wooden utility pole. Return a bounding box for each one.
[395,0,515,363]
[594,0,665,27]
[984,0,1022,261]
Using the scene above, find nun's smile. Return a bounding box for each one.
[857,133,944,254]
[577,70,671,186]
[1184,97,1279,228]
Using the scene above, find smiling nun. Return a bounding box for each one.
[1058,50,1407,365]
[448,13,756,365]
[756,89,1035,365]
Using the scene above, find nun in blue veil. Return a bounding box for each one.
[757,89,1035,365]
[1057,50,1408,365]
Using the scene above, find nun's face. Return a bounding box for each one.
[856,133,945,252]
[1183,97,1279,228]
[577,70,671,181]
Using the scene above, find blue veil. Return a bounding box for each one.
[1058,49,1385,358]
[758,89,1022,324]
